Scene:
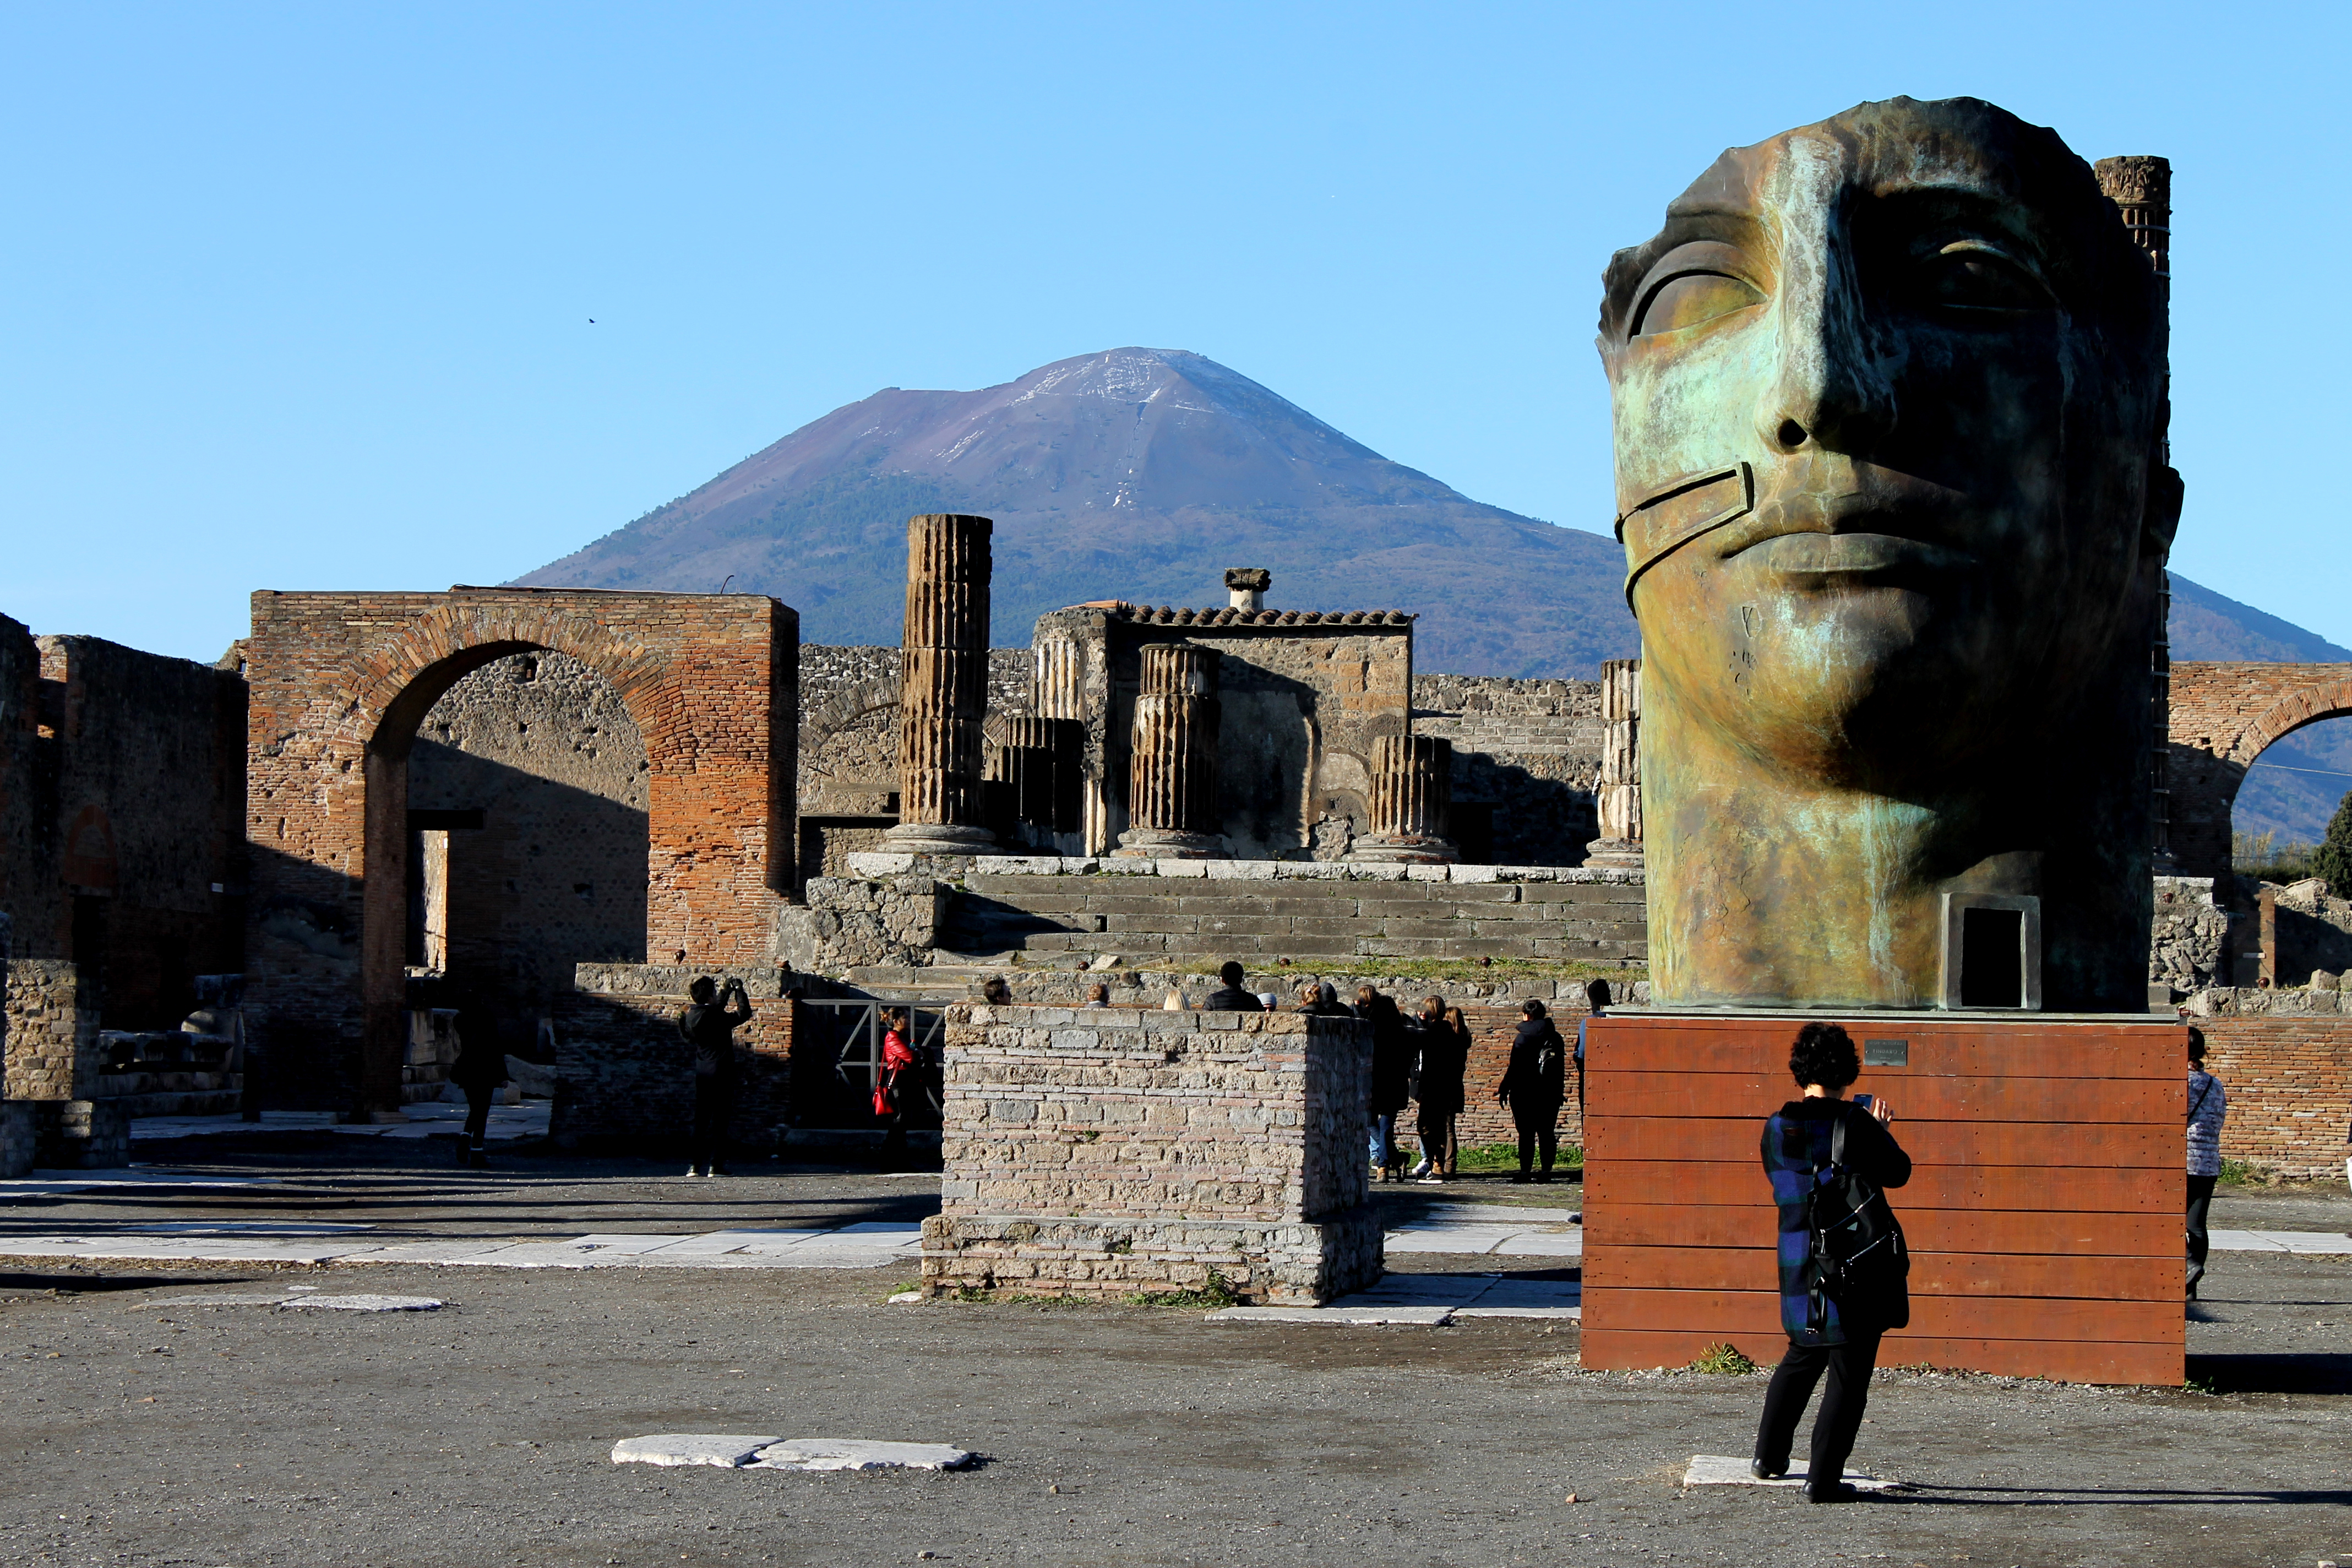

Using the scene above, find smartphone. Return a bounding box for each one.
[1852,1094,1874,1112]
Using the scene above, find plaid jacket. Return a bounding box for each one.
[1763,1098,1913,1346]
[2186,1070,2227,1177]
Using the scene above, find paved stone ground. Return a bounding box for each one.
[1,1146,2346,1567]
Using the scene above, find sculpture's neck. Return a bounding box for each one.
[1640,681,2030,1009]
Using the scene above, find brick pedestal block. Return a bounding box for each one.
[923,1005,1380,1304]
[1581,1012,2186,1385]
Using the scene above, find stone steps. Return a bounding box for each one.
[939,872,1646,968]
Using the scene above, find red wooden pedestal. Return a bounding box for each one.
[1581,1013,2187,1386]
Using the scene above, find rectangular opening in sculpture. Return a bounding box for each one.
[1960,906,2025,1008]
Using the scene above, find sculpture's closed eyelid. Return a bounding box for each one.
[1631,241,1770,336]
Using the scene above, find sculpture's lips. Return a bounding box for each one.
[1741,530,1973,580]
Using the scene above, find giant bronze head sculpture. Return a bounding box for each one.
[1599,97,2177,1010]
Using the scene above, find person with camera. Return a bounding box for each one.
[678,975,753,1178]
[1752,1022,1912,1503]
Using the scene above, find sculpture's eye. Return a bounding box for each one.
[1635,271,1767,337]
[1914,243,2052,312]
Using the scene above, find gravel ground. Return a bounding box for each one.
[1,1152,2346,1568]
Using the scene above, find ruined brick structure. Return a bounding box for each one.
[0,614,246,1144]
[242,588,796,1118]
[2168,661,2352,880]
[407,650,652,1061]
[2180,1006,2352,1178]
[922,1004,1384,1303]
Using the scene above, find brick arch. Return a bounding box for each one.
[2168,662,2352,878]
[244,589,797,1118]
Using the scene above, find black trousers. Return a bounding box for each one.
[462,1084,494,1148]
[692,1079,734,1169]
[2187,1172,2218,1294]
[1755,1330,1883,1485]
[1417,1106,1453,1164]
[1512,1101,1559,1174]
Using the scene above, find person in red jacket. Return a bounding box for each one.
[877,1008,921,1167]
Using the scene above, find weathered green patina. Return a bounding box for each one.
[1599,97,2179,1011]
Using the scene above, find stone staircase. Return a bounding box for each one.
[933,872,1646,972]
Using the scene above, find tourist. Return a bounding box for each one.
[877,1006,919,1167]
[677,975,752,1178]
[1575,978,1611,1128]
[1408,995,1468,1183]
[1205,961,1264,1011]
[981,975,1012,1005]
[446,994,508,1170]
[2187,1028,2229,1300]
[1358,985,1411,1181]
[1496,999,1568,1183]
[1296,981,1354,1017]
[1084,983,1110,1008]
[1753,1022,1912,1503]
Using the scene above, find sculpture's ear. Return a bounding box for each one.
[2145,462,2184,556]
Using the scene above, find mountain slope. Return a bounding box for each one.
[519,348,1638,677]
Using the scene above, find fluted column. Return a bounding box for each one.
[986,714,1076,850]
[1348,734,1457,863]
[885,513,998,856]
[1115,644,1223,858]
[2097,154,2176,875]
[1585,658,1644,869]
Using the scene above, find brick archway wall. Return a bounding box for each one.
[2169,661,2352,878]
[246,588,797,1116]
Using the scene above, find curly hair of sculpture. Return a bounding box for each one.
[1598,97,2180,1012]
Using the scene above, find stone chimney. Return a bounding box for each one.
[1224,568,1270,612]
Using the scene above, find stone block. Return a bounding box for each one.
[34,1099,129,1169]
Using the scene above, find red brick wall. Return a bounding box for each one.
[2169,661,2352,879]
[1450,1003,1588,1150]
[244,589,796,1115]
[2191,1014,2352,1177]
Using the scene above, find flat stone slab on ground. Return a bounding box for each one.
[281,1294,442,1311]
[749,1439,973,1471]
[1682,1455,1903,1491]
[1208,1305,1456,1325]
[612,1435,781,1469]
[2210,1229,2352,1254]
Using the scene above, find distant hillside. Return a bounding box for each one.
[2169,576,2352,662]
[519,348,1638,678]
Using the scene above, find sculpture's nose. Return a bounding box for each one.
[1758,236,1895,458]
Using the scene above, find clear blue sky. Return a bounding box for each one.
[5,2,2343,663]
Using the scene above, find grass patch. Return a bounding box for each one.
[2182,1372,2220,1395]
[1277,956,1647,986]
[1690,1342,1761,1375]
[1126,1272,1240,1309]
[1455,1141,1584,1173]
[2217,1158,2267,1186]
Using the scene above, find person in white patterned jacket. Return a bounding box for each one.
[2186,1029,2228,1302]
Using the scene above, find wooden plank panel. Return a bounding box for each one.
[1583,1020,2183,1079]
[1585,1245,2180,1300]
[1586,1115,2177,1168]
[1587,1287,2182,1345]
[1581,1329,2182,1385]
[1587,1071,2179,1125]
[1587,1159,2170,1213]
[1589,1204,2181,1256]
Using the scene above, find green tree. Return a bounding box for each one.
[2311,791,2352,894]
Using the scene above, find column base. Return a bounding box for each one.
[1583,837,1646,870]
[1345,833,1459,865]
[1113,827,1224,859]
[883,822,998,856]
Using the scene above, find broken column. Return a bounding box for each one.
[884,514,998,857]
[984,715,1061,851]
[1583,658,1644,869]
[1348,734,1457,863]
[1115,644,1223,859]
[2097,154,2175,873]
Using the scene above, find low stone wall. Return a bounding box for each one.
[34,1099,129,1169]
[777,876,947,973]
[2180,996,2352,1178]
[553,965,799,1153]
[0,1101,32,1178]
[922,1005,1383,1303]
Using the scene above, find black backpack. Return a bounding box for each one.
[1803,1109,1908,1331]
